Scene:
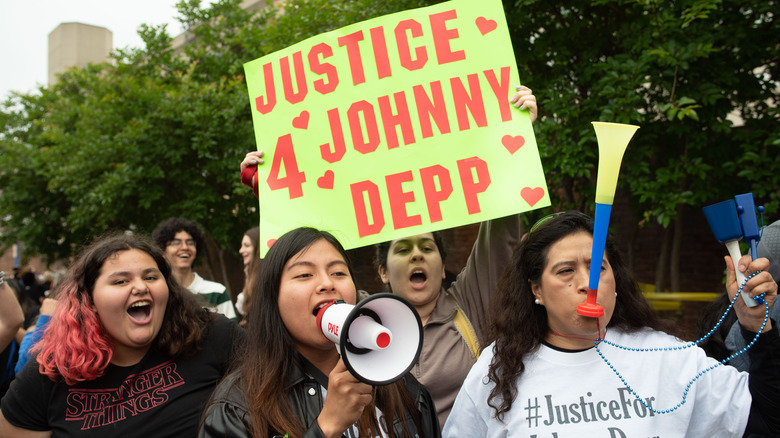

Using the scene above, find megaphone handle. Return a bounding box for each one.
[748,238,759,261]
[724,239,757,307]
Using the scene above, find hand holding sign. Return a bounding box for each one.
[241,88,544,247]
[510,85,537,122]
[243,0,550,255]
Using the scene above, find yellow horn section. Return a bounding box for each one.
[592,122,639,204]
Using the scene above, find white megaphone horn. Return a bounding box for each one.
[316,293,423,385]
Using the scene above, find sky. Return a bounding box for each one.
[0,0,188,101]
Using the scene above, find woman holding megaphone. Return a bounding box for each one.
[239,86,538,428]
[199,227,440,438]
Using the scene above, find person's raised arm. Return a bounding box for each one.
[0,272,24,351]
[15,297,58,374]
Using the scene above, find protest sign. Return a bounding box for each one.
[244,0,549,256]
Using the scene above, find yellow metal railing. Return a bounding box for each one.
[638,283,721,311]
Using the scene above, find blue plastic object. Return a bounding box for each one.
[702,193,764,307]
[735,193,760,258]
[702,199,742,243]
[589,203,612,291]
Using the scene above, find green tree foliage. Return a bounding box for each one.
[0,0,439,270]
[1,0,777,292]
[0,39,253,264]
[507,0,778,219]
[505,0,779,288]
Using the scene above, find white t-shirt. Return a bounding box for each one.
[188,273,237,320]
[444,328,750,438]
[235,292,247,316]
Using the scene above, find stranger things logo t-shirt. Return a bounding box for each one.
[1,316,236,437]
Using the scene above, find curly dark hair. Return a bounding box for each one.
[35,232,213,384]
[486,210,663,421]
[152,217,206,265]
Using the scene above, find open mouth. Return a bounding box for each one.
[127,301,152,322]
[312,300,335,316]
[410,269,427,286]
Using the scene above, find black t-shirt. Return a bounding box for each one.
[0,343,14,398]
[1,315,238,437]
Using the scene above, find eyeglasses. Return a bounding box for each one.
[167,239,196,248]
[529,212,565,234]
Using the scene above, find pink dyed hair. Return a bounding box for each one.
[32,233,212,385]
[33,275,113,385]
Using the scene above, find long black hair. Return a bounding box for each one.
[235,227,421,437]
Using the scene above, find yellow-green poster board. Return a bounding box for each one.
[244,0,549,256]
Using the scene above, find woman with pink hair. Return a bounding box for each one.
[0,233,240,437]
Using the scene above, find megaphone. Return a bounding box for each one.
[316,293,423,385]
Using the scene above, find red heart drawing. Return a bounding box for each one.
[521,187,545,207]
[317,170,334,189]
[267,238,277,248]
[292,111,309,129]
[502,135,525,154]
[476,17,497,35]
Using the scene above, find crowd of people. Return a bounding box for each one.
[0,84,778,438]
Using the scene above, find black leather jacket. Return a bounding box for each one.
[199,363,441,438]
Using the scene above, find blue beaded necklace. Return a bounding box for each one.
[594,271,770,415]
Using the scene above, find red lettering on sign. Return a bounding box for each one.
[430,10,465,65]
[484,66,513,122]
[451,74,487,130]
[370,26,392,79]
[351,181,385,237]
[309,43,339,94]
[338,30,367,85]
[350,157,493,236]
[413,81,451,138]
[267,134,306,199]
[419,165,453,223]
[280,51,308,104]
[320,108,346,163]
[457,157,490,214]
[395,19,427,71]
[378,91,415,149]
[348,100,380,154]
[253,10,478,112]
[386,171,422,230]
[254,62,276,115]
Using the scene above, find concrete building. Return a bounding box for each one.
[48,22,113,86]
[171,0,267,54]
[46,1,268,86]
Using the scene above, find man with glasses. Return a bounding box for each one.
[152,217,237,321]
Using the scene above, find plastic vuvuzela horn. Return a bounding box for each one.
[577,122,639,318]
